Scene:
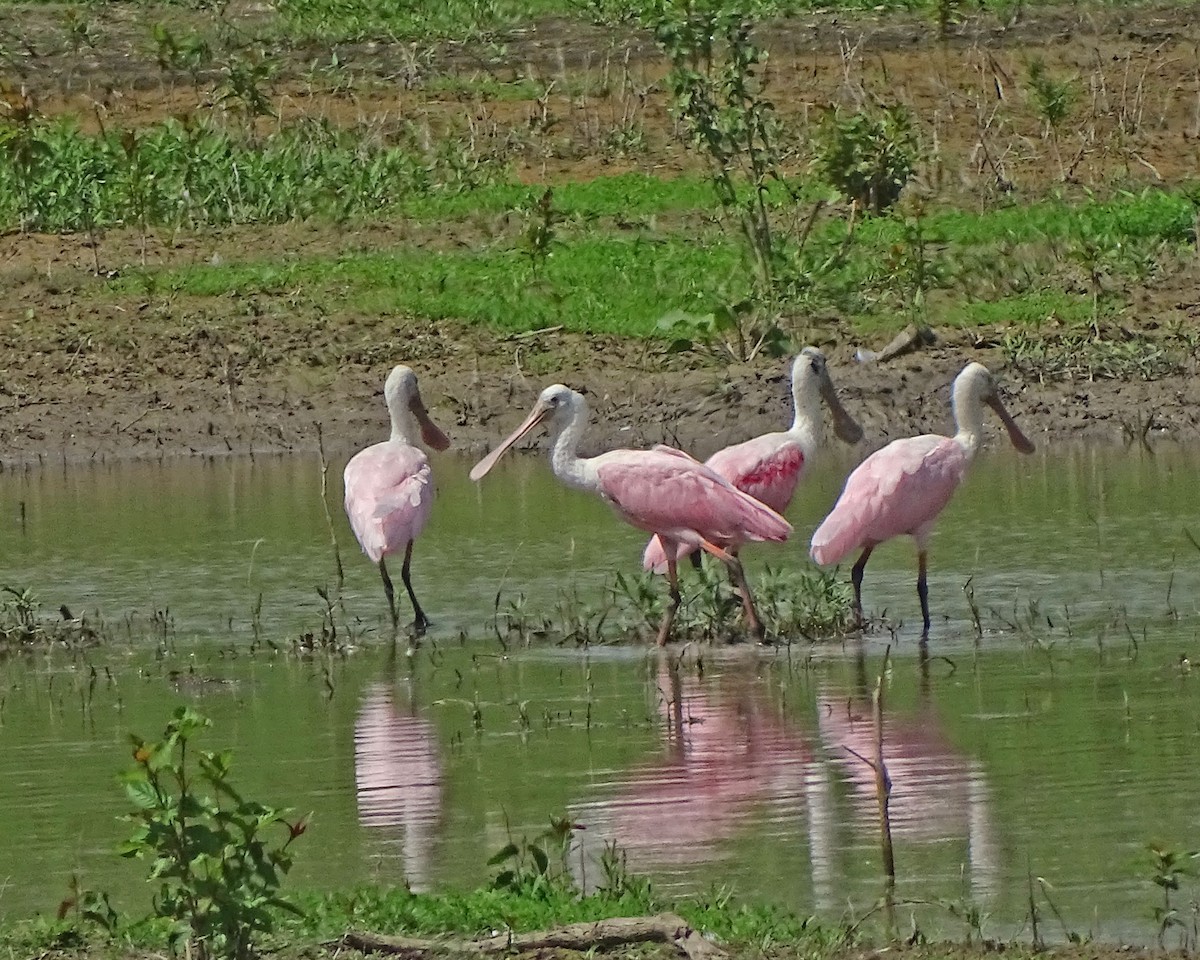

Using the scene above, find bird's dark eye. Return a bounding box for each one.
[810,358,822,373]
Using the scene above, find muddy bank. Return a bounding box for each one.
[4,328,1198,470]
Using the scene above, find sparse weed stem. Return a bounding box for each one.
[640,0,794,358]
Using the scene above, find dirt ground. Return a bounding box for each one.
[4,2,1200,467]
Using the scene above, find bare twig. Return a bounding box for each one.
[872,645,895,884]
[330,914,727,960]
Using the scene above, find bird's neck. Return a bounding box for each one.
[387,406,416,445]
[790,387,823,452]
[549,413,594,491]
[951,384,984,458]
[391,412,420,441]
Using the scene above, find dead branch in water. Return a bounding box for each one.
[329,913,727,960]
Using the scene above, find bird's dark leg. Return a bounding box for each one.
[851,546,874,628]
[400,541,429,635]
[656,547,682,646]
[378,558,399,629]
[917,550,931,638]
[700,541,763,641]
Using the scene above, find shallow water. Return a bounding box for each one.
[2,447,1200,943]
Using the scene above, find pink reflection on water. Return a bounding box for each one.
[354,681,443,889]
[814,646,999,902]
[573,655,813,882]
[572,647,997,908]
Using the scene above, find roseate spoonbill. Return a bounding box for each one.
[809,362,1034,635]
[470,384,792,645]
[344,365,451,632]
[642,347,862,573]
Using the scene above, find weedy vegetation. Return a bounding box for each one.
[120,707,308,960]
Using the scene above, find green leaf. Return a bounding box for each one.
[486,842,519,865]
[124,778,159,810]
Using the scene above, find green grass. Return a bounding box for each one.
[119,233,750,336]
[269,0,1162,43]
[939,290,1098,328]
[107,182,1198,341]
[0,115,506,232]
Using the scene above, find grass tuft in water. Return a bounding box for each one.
[0,586,102,650]
[490,564,854,646]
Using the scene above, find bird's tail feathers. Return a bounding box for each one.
[736,489,792,543]
[809,516,854,566]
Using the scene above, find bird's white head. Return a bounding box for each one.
[953,362,1035,454]
[470,384,586,481]
[792,347,863,444]
[384,365,451,451]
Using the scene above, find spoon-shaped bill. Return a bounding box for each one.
[469,401,552,481]
[412,397,451,452]
[820,377,864,444]
[986,394,1035,454]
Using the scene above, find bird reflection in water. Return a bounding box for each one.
[810,642,999,909]
[572,652,813,887]
[353,680,443,889]
[572,646,997,909]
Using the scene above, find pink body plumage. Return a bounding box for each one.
[643,348,861,573]
[344,364,450,631]
[808,361,1034,634]
[344,443,435,564]
[470,383,793,643]
[809,435,968,565]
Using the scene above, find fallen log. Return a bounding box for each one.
[331,912,727,960]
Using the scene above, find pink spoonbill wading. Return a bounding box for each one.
[469,384,793,645]
[344,365,451,633]
[643,346,862,574]
[809,361,1034,636]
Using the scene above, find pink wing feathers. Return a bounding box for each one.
[707,434,806,515]
[643,435,804,572]
[596,449,791,551]
[343,443,435,563]
[810,436,968,566]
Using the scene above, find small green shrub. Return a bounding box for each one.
[488,815,580,897]
[120,707,308,960]
[812,105,917,215]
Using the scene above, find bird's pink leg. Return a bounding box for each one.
[401,540,429,635]
[655,546,682,647]
[917,550,930,638]
[851,545,874,629]
[378,558,399,630]
[699,540,765,641]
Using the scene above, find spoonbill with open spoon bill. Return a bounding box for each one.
[470,384,792,645]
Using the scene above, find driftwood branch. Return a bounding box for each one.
[330,913,727,960]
